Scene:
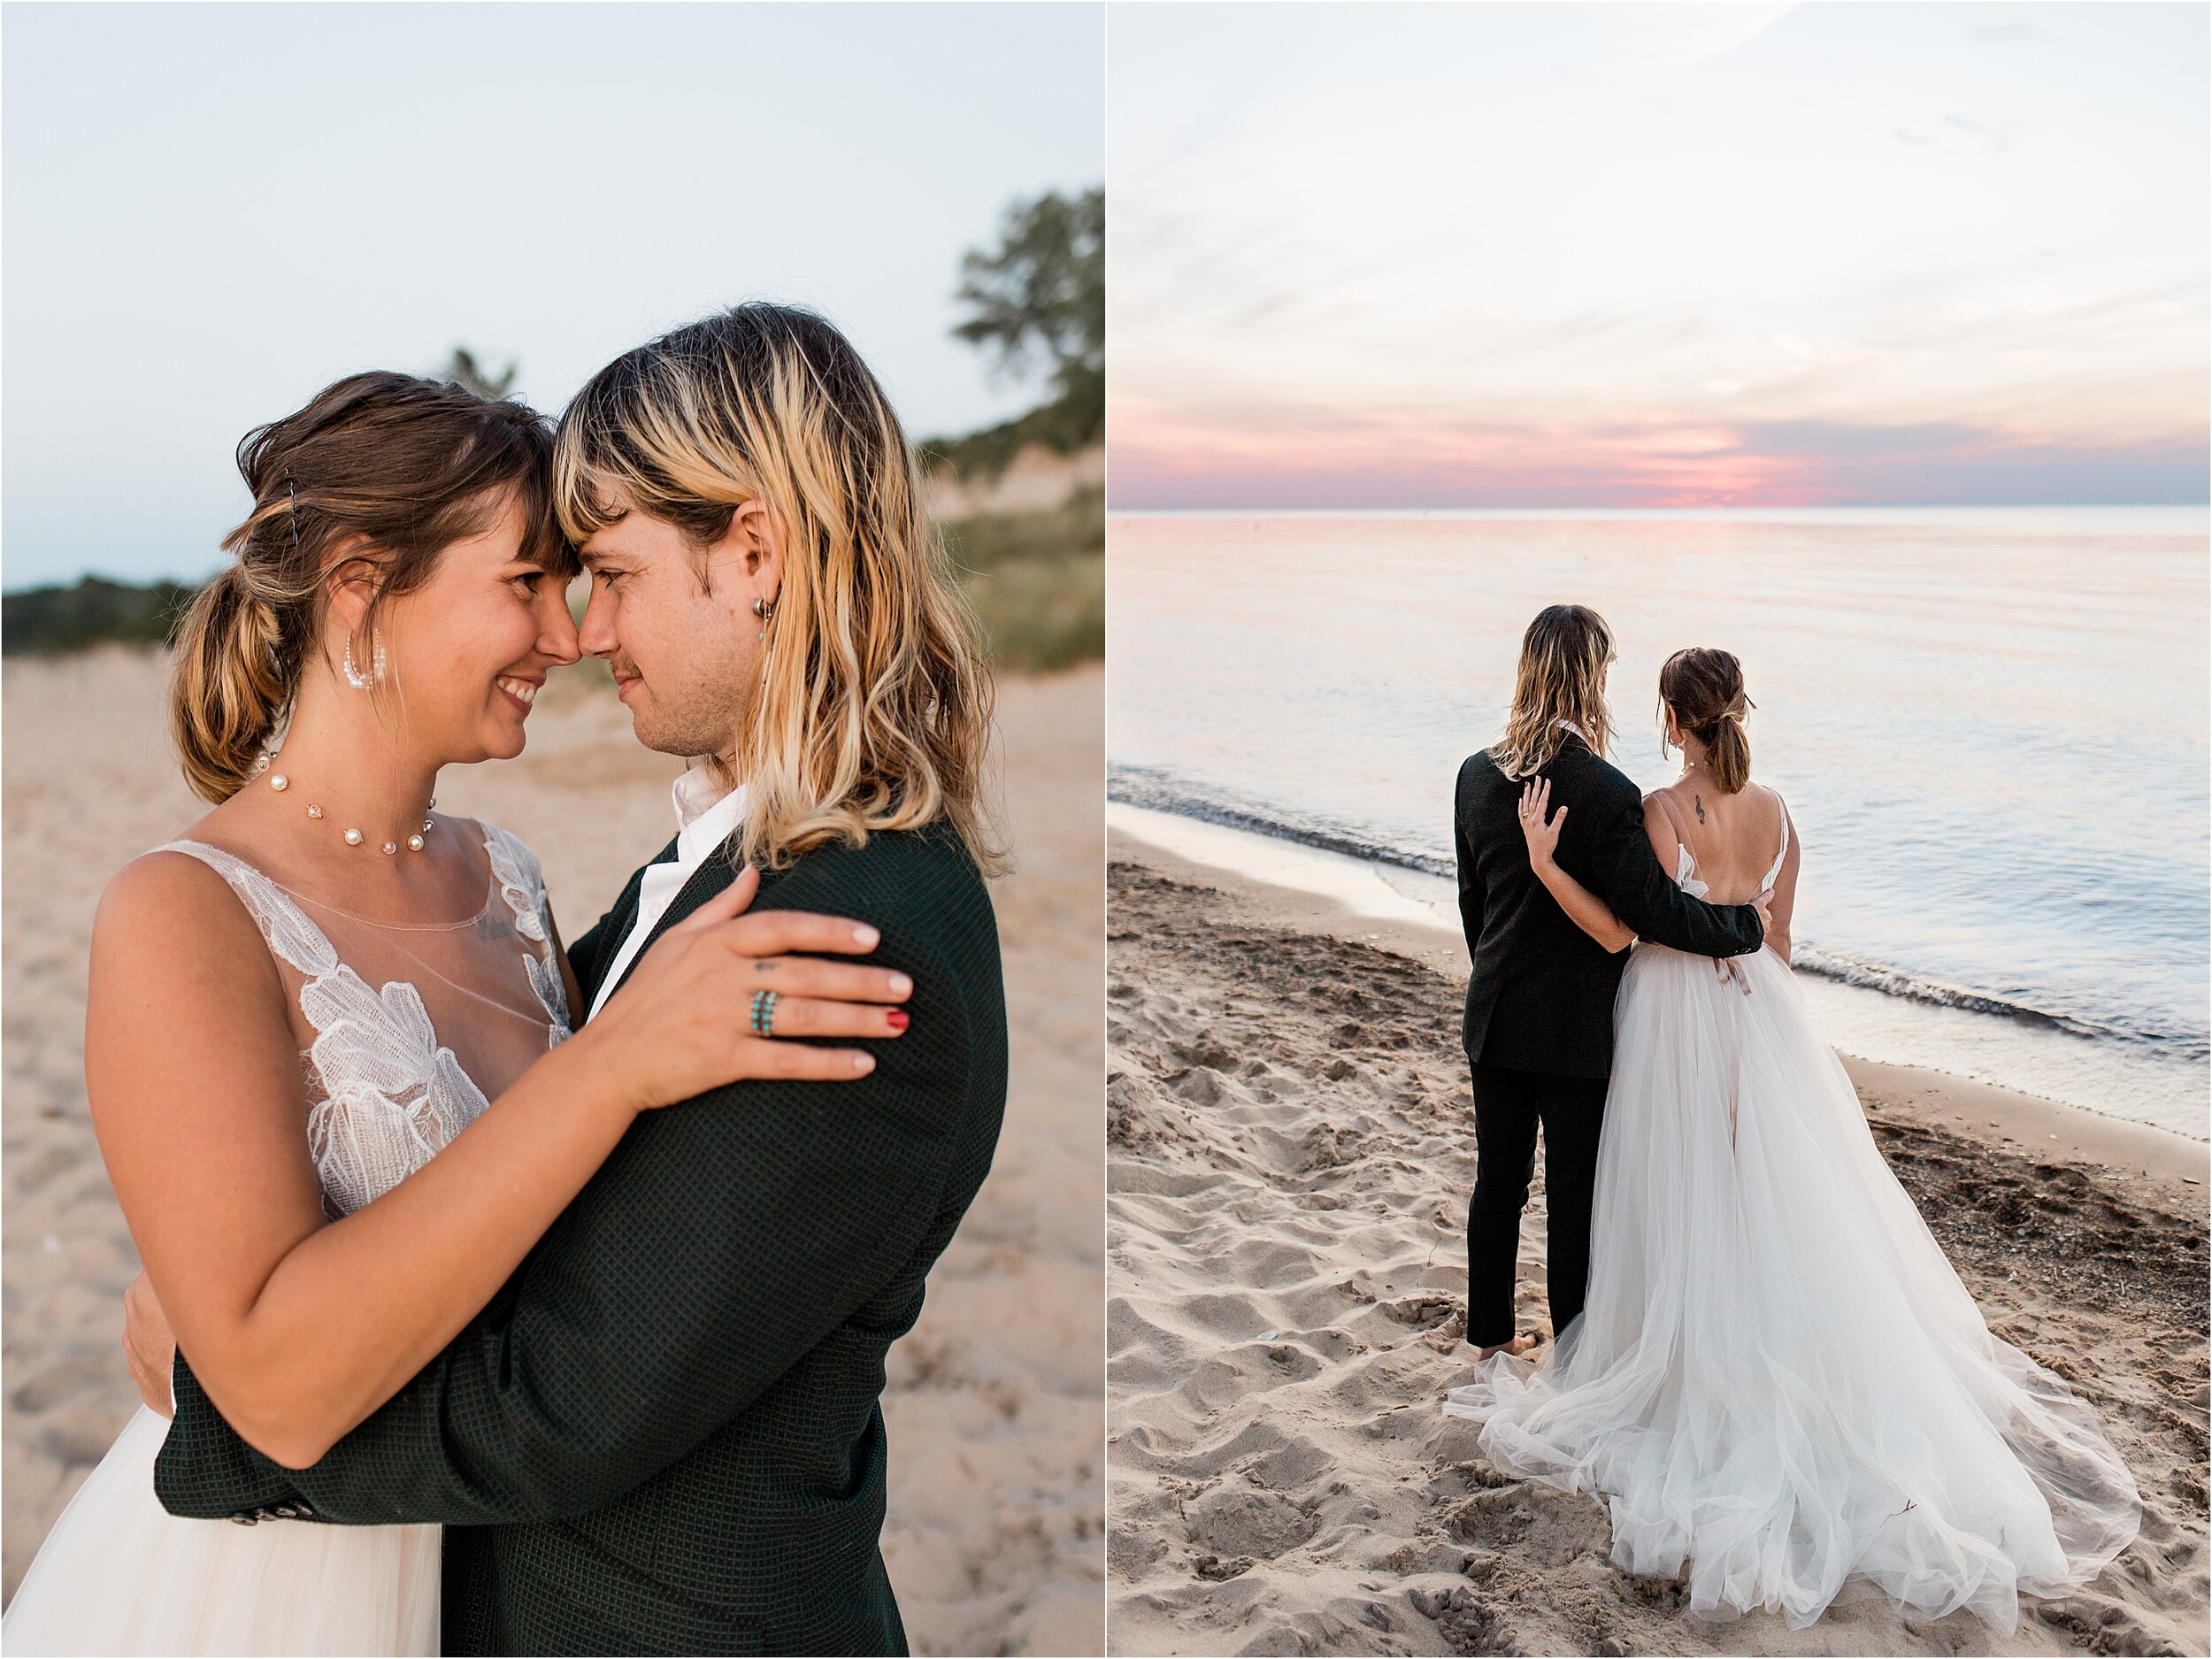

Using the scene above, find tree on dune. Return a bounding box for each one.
[441,347,518,401]
[944,187,1104,464]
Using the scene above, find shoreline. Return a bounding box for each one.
[1105,833,2209,1657]
[1109,803,2210,1168]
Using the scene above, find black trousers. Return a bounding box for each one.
[1465,1060,1609,1348]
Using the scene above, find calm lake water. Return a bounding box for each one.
[1109,508,2210,1138]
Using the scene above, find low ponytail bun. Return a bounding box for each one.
[1704,706,1751,795]
[167,372,567,804]
[169,565,295,803]
[1657,646,1755,796]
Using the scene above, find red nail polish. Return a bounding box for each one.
[886,1010,909,1031]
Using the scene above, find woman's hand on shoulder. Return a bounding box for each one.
[570,866,912,1114]
[1516,777,1567,868]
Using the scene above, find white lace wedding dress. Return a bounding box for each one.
[1445,806,2141,1631]
[2,822,570,1657]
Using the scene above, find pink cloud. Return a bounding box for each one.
[1108,402,2209,508]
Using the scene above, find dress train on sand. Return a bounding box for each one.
[1446,823,2139,1630]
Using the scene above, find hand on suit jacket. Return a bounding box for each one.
[152,832,1006,1530]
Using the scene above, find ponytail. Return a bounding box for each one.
[1704,707,1751,795]
[165,372,565,803]
[168,566,295,803]
[1656,646,1754,795]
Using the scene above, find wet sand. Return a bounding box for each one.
[1,648,1104,1657]
[1106,832,2208,1658]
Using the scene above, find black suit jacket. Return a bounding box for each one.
[1455,738,1762,1079]
[155,828,1008,1656]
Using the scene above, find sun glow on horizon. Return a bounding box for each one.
[1108,3,2209,509]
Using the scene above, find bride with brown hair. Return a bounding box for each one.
[1448,645,2141,1632]
[1,371,908,1655]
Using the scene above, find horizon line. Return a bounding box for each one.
[1102,498,2212,515]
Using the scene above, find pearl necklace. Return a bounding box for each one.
[268,771,434,856]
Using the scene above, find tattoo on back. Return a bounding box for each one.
[1694,794,1705,824]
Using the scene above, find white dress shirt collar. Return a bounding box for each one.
[672,765,748,856]
[585,768,749,1021]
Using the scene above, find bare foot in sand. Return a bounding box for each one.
[1475,1333,1540,1361]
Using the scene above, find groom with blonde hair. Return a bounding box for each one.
[1453,604,1765,1361]
[150,304,1010,1656]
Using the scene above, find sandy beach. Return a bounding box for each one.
[1107,828,2208,1658]
[1,647,1104,1657]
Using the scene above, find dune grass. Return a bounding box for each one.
[940,488,1104,674]
[5,488,1104,679]
[2,577,197,656]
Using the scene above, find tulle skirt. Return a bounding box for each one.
[1445,943,2141,1631]
[2,1405,439,1655]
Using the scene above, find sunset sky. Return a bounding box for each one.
[4,4,1101,587]
[1109,3,2208,508]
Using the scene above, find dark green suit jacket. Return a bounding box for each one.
[154,828,1008,1655]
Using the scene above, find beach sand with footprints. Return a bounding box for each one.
[1107,831,2208,1658]
[1,647,1104,1658]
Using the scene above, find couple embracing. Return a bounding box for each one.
[1444,604,2140,1632]
[4,305,1006,1655]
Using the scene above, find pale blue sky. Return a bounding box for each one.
[1110,2,2208,508]
[4,2,1103,586]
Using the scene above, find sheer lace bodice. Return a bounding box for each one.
[160,823,570,1217]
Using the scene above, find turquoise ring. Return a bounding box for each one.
[749,988,780,1038]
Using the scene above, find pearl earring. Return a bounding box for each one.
[342,634,385,690]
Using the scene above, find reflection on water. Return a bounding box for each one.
[1110,508,2209,1137]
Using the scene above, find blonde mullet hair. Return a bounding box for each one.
[1490,604,1616,780]
[557,303,1003,874]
